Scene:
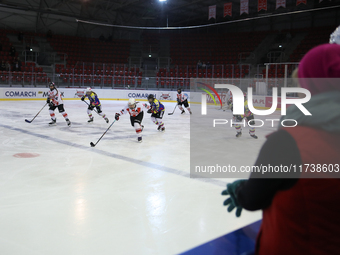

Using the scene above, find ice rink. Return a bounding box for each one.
[0,99,276,255]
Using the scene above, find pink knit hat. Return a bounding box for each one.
[298,43,340,95]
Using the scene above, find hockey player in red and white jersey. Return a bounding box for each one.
[46,82,71,126]
[115,98,144,143]
[177,88,192,114]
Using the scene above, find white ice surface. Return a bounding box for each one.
[0,100,274,255]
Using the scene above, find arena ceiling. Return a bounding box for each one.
[0,0,338,36]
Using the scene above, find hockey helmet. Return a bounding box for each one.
[85,87,92,94]
[128,98,136,109]
[49,82,55,91]
[147,94,155,103]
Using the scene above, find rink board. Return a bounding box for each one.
[0,87,179,102]
[0,87,287,110]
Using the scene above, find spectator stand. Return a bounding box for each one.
[0,62,50,87]
[54,62,143,89]
[155,64,251,90]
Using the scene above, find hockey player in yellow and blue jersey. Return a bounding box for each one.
[81,87,109,123]
[145,94,165,132]
[230,92,257,139]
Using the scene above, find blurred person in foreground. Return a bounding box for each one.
[222,43,340,255]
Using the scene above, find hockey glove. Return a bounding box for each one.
[147,109,152,114]
[81,96,85,101]
[177,98,181,104]
[221,179,246,217]
[89,105,94,110]
[234,115,243,122]
[46,98,50,104]
[115,113,120,121]
[49,102,54,108]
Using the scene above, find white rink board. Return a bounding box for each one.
[0,87,183,103]
[0,87,270,108]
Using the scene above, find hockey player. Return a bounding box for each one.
[145,94,165,132]
[81,88,109,123]
[177,88,192,114]
[230,93,257,139]
[224,90,233,110]
[115,98,144,143]
[46,82,71,126]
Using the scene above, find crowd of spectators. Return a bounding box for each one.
[0,37,22,71]
[197,60,212,69]
[0,58,22,72]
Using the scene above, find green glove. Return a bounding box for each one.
[221,179,246,217]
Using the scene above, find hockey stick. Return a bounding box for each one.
[25,103,48,123]
[83,100,99,114]
[168,103,178,115]
[90,119,116,147]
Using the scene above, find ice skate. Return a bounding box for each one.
[250,133,258,139]
[66,118,71,127]
[236,132,242,138]
[181,110,185,114]
[88,117,94,123]
[104,117,109,123]
[49,119,56,126]
[138,137,142,143]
